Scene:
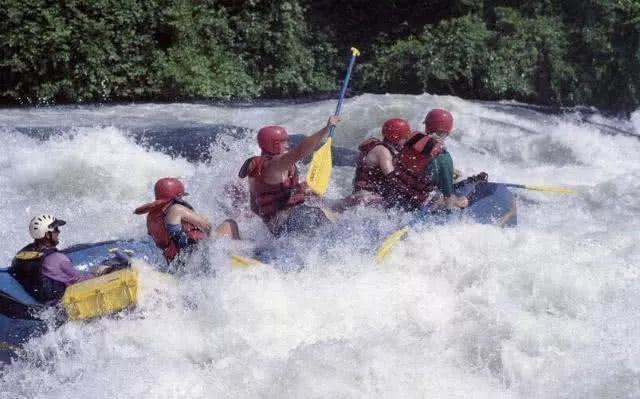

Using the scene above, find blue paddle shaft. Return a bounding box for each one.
[328,53,358,138]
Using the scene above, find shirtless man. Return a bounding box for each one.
[239,116,341,237]
[135,177,239,265]
[351,118,411,201]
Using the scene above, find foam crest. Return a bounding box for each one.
[0,99,639,398]
[0,127,194,263]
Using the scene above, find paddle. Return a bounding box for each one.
[497,183,576,194]
[375,180,576,263]
[306,47,360,195]
[375,225,411,263]
[230,255,265,268]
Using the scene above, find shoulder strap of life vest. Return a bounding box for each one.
[405,133,426,149]
[172,198,194,211]
[14,244,56,260]
[239,156,265,179]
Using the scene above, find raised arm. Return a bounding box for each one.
[264,116,341,177]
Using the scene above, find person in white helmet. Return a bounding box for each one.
[9,215,102,304]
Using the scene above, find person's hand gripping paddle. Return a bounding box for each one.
[306,47,360,195]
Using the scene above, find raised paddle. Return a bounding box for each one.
[306,47,360,195]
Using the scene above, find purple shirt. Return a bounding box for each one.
[41,252,93,286]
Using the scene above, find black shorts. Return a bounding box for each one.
[272,205,332,237]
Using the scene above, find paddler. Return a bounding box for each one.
[375,108,469,210]
[351,118,411,204]
[239,116,341,237]
[369,112,444,210]
[134,177,240,266]
[9,215,109,304]
[421,108,489,209]
[420,108,471,209]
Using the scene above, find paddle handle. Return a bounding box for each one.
[501,183,527,190]
[329,47,360,138]
[499,183,575,194]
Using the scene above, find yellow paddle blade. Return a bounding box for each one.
[525,185,576,194]
[305,137,333,195]
[320,207,337,223]
[375,227,409,263]
[230,255,264,268]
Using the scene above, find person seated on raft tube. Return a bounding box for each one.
[421,108,488,209]
[351,118,412,204]
[239,116,341,237]
[9,215,108,304]
[362,122,443,211]
[134,177,241,265]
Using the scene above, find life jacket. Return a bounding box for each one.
[386,133,444,210]
[10,244,65,303]
[238,155,306,222]
[352,138,397,196]
[146,199,207,262]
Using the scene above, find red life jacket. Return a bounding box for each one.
[386,133,444,210]
[238,155,306,222]
[352,138,397,196]
[146,199,207,262]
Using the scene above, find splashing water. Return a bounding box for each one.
[0,95,639,398]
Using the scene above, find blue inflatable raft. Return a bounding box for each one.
[0,238,160,362]
[415,181,517,226]
[0,182,515,361]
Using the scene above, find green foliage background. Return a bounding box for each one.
[1,0,639,111]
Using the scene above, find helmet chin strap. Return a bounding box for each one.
[35,233,58,248]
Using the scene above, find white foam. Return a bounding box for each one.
[1,97,639,398]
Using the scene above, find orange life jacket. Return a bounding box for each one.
[146,199,207,262]
[386,133,444,210]
[238,155,306,222]
[352,138,397,197]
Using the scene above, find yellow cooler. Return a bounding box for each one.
[62,269,138,320]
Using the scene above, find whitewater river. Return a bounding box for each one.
[0,94,639,398]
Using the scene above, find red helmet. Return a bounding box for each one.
[425,109,453,134]
[257,126,288,154]
[382,118,411,144]
[154,177,186,201]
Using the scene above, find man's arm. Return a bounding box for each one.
[428,153,468,209]
[42,252,93,284]
[166,204,212,234]
[443,195,469,208]
[264,116,340,178]
[368,145,395,175]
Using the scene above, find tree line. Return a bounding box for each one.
[1,0,639,112]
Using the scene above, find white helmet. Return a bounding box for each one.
[29,215,66,239]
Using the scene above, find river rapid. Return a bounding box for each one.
[0,94,639,398]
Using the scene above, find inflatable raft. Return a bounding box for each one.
[0,182,515,361]
[0,239,159,362]
[415,181,517,226]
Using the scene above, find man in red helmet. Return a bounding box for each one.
[239,116,340,237]
[352,118,411,201]
[422,108,470,209]
[134,177,240,267]
[381,119,446,210]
